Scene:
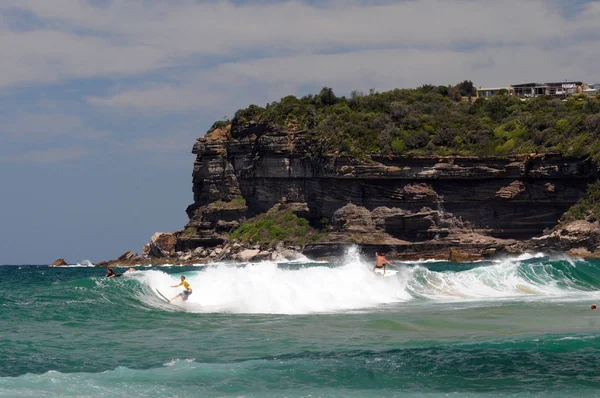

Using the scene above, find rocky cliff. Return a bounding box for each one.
[166,121,597,261]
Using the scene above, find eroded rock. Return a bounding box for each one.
[531,220,600,251]
[50,258,68,266]
[148,232,177,258]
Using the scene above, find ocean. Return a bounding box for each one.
[2,248,600,397]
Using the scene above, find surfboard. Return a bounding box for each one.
[155,289,170,303]
[374,269,398,277]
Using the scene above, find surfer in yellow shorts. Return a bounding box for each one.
[373,252,396,275]
[171,275,193,302]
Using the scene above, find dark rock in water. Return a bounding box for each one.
[50,258,68,266]
[566,247,600,258]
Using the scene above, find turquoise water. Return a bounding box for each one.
[2,250,600,397]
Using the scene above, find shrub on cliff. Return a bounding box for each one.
[207,196,247,210]
[561,181,600,223]
[230,207,322,247]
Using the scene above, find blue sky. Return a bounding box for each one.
[1,0,599,264]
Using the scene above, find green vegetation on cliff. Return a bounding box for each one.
[561,181,600,223]
[214,84,600,160]
[207,196,247,210]
[230,207,322,247]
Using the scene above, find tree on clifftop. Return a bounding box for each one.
[316,87,339,106]
[456,80,477,97]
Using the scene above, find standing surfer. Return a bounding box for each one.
[171,275,193,302]
[373,252,396,275]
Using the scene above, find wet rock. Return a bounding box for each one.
[531,220,600,252]
[566,247,600,258]
[252,251,272,261]
[50,258,68,266]
[280,250,302,261]
[237,249,260,262]
[447,248,483,262]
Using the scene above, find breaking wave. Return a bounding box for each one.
[115,248,600,314]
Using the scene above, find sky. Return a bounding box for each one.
[1,0,599,264]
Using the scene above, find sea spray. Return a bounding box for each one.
[124,251,600,314]
[133,257,411,314]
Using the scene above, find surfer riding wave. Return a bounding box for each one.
[373,252,397,275]
[171,276,193,302]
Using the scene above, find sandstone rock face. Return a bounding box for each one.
[148,232,177,258]
[495,181,527,200]
[50,258,68,266]
[117,250,142,262]
[531,220,600,252]
[178,123,597,254]
[332,203,374,232]
[448,248,483,262]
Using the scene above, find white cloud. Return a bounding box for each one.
[1,0,599,112]
[84,41,600,113]
[0,0,600,85]
[0,29,169,87]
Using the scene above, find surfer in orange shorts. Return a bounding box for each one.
[373,252,397,275]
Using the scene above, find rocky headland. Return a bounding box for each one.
[96,131,599,266]
[92,87,600,266]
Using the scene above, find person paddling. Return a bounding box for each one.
[171,275,193,302]
[373,252,397,275]
[106,267,122,278]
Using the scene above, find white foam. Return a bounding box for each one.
[131,248,411,314]
[127,247,597,313]
[54,260,96,268]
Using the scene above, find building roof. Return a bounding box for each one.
[545,81,583,86]
[511,83,545,87]
[477,87,512,91]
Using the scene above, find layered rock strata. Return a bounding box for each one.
[175,124,596,259]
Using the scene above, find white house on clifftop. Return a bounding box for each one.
[477,81,594,98]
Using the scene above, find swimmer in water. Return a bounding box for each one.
[106,267,122,278]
